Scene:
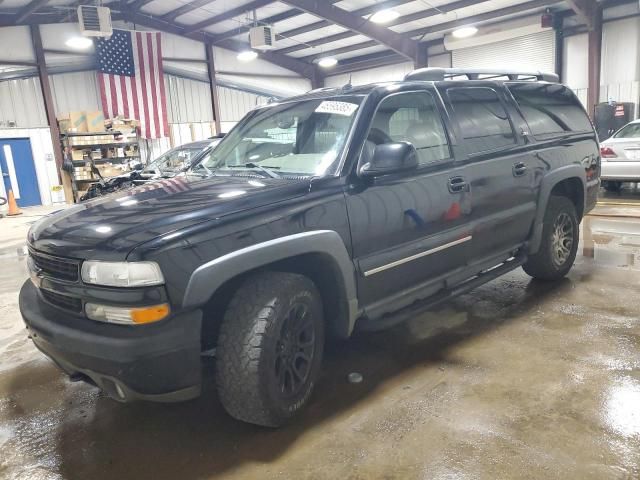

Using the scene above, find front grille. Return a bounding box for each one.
[29,249,79,282]
[41,289,82,313]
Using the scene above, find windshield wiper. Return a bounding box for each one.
[238,162,281,179]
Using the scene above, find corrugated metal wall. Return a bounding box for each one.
[51,71,101,114]
[0,77,47,128]
[165,74,213,123]
[452,31,556,73]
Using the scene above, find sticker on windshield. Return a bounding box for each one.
[315,101,358,117]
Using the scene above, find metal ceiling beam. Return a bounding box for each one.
[15,0,50,23]
[127,0,155,12]
[326,51,407,76]
[161,0,213,22]
[277,0,411,40]
[279,0,418,61]
[119,9,314,77]
[276,0,485,55]
[404,0,560,38]
[316,1,557,68]
[565,0,597,29]
[182,0,275,34]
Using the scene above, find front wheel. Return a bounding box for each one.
[216,271,324,427]
[523,195,579,281]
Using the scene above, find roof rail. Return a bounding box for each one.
[404,67,559,83]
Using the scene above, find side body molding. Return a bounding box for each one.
[182,230,359,337]
[528,163,586,254]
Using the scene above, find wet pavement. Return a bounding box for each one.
[1,192,640,479]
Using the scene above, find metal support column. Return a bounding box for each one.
[554,15,564,82]
[205,43,222,135]
[587,6,602,120]
[30,24,64,181]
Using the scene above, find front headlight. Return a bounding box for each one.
[81,261,164,287]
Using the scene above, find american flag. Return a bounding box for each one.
[96,29,169,139]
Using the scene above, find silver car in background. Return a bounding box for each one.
[600,119,640,191]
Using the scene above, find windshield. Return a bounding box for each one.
[193,96,363,178]
[145,145,209,174]
[614,123,640,139]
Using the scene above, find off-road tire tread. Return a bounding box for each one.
[215,271,321,427]
[523,195,579,281]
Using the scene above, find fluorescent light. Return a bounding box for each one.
[65,36,93,49]
[370,9,399,24]
[318,57,338,68]
[237,50,258,62]
[452,26,478,38]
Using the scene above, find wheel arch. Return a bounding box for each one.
[528,165,586,254]
[183,230,359,342]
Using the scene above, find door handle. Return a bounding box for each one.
[448,176,468,193]
[513,162,527,177]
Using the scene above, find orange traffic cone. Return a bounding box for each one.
[6,190,22,216]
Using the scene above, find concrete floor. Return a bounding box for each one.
[1,193,640,480]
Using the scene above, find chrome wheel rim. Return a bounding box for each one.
[551,212,574,267]
[275,303,315,398]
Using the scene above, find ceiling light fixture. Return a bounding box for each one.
[452,26,478,38]
[65,36,93,49]
[370,9,400,24]
[318,57,338,68]
[237,50,258,62]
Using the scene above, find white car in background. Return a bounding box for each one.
[600,119,640,191]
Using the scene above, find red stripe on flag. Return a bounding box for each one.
[146,33,161,139]
[155,32,169,136]
[108,75,118,117]
[97,73,110,118]
[119,76,129,118]
[129,75,140,134]
[136,31,151,139]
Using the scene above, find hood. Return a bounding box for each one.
[29,175,310,260]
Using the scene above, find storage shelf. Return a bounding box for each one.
[66,142,138,148]
[62,131,124,137]
[72,156,140,164]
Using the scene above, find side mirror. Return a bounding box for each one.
[133,163,144,171]
[359,142,418,177]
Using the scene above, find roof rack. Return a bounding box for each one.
[404,67,559,83]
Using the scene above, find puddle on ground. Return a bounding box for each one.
[581,216,640,270]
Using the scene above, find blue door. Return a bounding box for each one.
[0,138,41,207]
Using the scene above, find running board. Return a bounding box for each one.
[356,254,527,332]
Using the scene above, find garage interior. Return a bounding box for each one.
[1,0,640,478]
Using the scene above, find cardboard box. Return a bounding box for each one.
[71,150,85,161]
[69,112,88,133]
[86,111,106,133]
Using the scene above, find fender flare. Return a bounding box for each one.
[528,164,586,254]
[182,230,359,338]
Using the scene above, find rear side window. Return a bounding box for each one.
[446,87,516,153]
[508,83,592,138]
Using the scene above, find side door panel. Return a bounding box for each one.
[345,88,471,316]
[439,84,539,262]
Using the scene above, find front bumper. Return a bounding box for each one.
[19,280,203,402]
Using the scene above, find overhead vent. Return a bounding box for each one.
[249,25,276,50]
[77,5,113,37]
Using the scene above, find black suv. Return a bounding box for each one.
[20,68,600,427]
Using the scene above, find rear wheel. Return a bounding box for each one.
[215,271,324,427]
[523,195,579,281]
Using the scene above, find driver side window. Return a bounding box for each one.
[369,91,451,165]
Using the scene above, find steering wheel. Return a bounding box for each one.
[367,127,393,145]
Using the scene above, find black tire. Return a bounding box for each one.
[603,181,623,192]
[215,271,324,427]
[523,195,579,281]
